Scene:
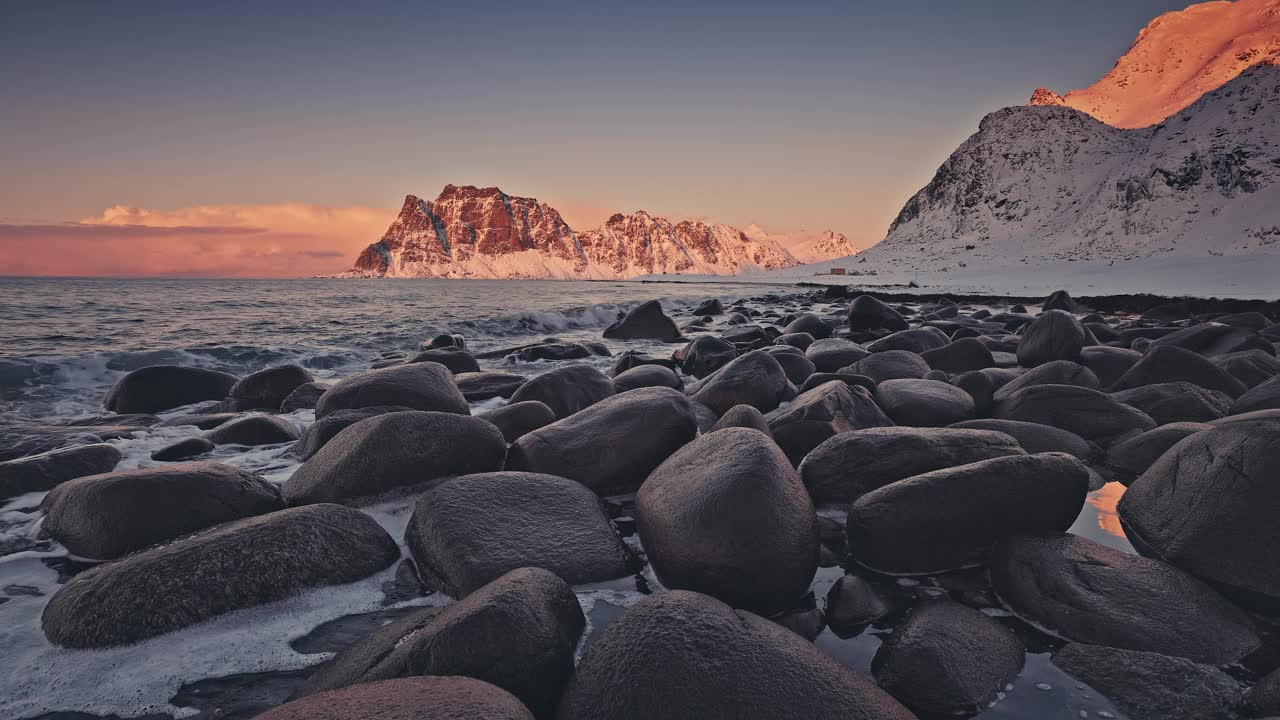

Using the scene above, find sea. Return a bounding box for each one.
[0,277,1133,720]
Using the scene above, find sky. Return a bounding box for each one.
[0,0,1198,276]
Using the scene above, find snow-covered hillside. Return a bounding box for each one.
[744,226,861,264]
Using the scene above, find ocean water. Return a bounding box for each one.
[0,277,1136,719]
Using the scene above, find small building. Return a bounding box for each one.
[829,267,846,275]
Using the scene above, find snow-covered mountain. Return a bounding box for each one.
[341,185,819,279]
[851,62,1280,273]
[744,226,861,264]
[1029,0,1280,129]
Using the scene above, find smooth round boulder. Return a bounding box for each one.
[866,327,948,354]
[849,350,930,384]
[508,387,698,495]
[42,503,399,648]
[1118,418,1280,608]
[805,338,871,373]
[508,365,615,419]
[259,676,534,720]
[227,364,314,410]
[784,312,833,340]
[848,453,1088,575]
[405,472,631,597]
[454,371,527,401]
[847,295,909,332]
[764,346,818,385]
[673,335,738,379]
[612,364,683,393]
[693,298,724,316]
[825,575,891,636]
[710,404,772,436]
[290,405,410,460]
[42,461,283,560]
[282,411,506,506]
[952,370,995,415]
[1016,310,1088,367]
[1103,422,1211,484]
[1052,644,1242,720]
[1109,344,1247,398]
[872,600,1024,715]
[422,332,466,350]
[1215,348,1280,388]
[637,428,818,615]
[1148,321,1272,358]
[150,437,216,462]
[0,443,121,501]
[765,381,894,466]
[205,414,300,446]
[408,346,481,374]
[478,400,557,443]
[103,365,239,414]
[991,360,1099,402]
[1079,345,1142,386]
[1111,382,1233,424]
[280,381,326,412]
[1231,373,1280,415]
[994,384,1156,445]
[873,379,974,427]
[314,362,469,419]
[948,419,1094,461]
[800,427,1025,505]
[919,338,993,374]
[991,533,1259,663]
[775,332,816,350]
[609,350,677,377]
[299,567,582,717]
[557,590,917,720]
[1042,290,1080,313]
[603,300,680,341]
[689,350,793,416]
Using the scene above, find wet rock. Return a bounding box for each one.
[1110,345,1248,398]
[150,437,215,462]
[408,346,481,374]
[800,427,1025,505]
[405,472,630,597]
[609,350,677,377]
[422,333,466,350]
[290,406,410,460]
[478,401,557,443]
[763,346,817,385]
[825,575,891,636]
[672,335,738,379]
[805,338,871,373]
[766,381,894,465]
[1215,349,1280,388]
[847,295,909,332]
[637,428,818,615]
[612,364,683,393]
[1103,422,1211,485]
[773,606,826,641]
[1016,310,1089,367]
[261,677,534,720]
[1052,644,1241,720]
[990,533,1259,663]
[42,461,283,560]
[710,404,772,436]
[1080,345,1142,387]
[848,453,1088,575]
[509,387,698,495]
[866,327,949,354]
[1041,289,1081,313]
[283,411,506,506]
[849,350,930,383]
[994,384,1156,445]
[1111,382,1233,424]
[688,350,793,416]
[314,362,469,419]
[228,365,314,411]
[991,360,1100,402]
[0,443,121,501]
[783,312,833,340]
[157,412,239,430]
[1242,665,1280,717]
[1231,374,1280,415]
[509,365,615,419]
[948,419,1094,461]
[454,371,527,401]
[205,414,300,446]
[951,371,995,415]
[874,379,975,427]
[919,337,993,374]
[42,504,399,648]
[801,372,875,394]
[691,401,718,432]
[872,600,1024,715]
[775,332,816,350]
[557,590,916,720]
[603,300,681,341]
[1118,418,1280,608]
[280,382,326,412]
[693,298,724,316]
[509,341,597,362]
[300,568,582,718]
[103,365,239,414]
[1148,321,1273,358]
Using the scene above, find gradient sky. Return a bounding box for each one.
[0,0,1196,276]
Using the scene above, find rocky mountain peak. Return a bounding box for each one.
[1028,88,1066,107]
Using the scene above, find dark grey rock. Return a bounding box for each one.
[291,406,411,460]
[948,419,1095,461]
[848,350,930,383]
[603,300,680,342]
[765,381,894,465]
[407,347,480,374]
[1110,344,1248,398]
[689,350,793,416]
[824,575,891,636]
[710,404,772,436]
[103,365,239,414]
[1052,644,1241,720]
[228,365,314,410]
[783,312,833,340]
[1232,374,1280,415]
[673,335,738,379]
[478,401,557,443]
[150,437,216,462]
[1148,322,1272,358]
[314,363,469,419]
[874,378,975,427]
[509,365,615,419]
[0,443,121,501]
[994,384,1156,445]
[847,295,909,332]
[261,676,534,720]
[454,371,527,401]
[1016,310,1089,367]
[205,414,300,446]
[763,346,817,385]
[805,338,870,373]
[1111,381,1233,424]
[1103,422,1211,484]
[866,327,949,354]
[919,338,994,374]
[612,364,683,392]
[1080,345,1142,387]
[280,382,326,412]
[1215,349,1280,388]
[991,360,1100,402]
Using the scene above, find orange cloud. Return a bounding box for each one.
[0,203,391,277]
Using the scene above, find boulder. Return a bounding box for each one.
[261,676,534,720]
[299,568,582,717]
[990,533,1259,663]
[637,428,818,615]
[1079,345,1142,386]
[805,338,871,372]
[848,453,1088,575]
[765,381,894,465]
[993,384,1156,445]
[1242,666,1280,717]
[991,360,1099,402]
[291,406,410,460]
[603,300,681,341]
[42,461,283,560]
[509,341,596,362]
[764,346,818,385]
[873,379,974,427]
[824,575,891,636]
[103,365,239,414]
[0,443,121,501]
[609,350,678,377]
[848,350,930,384]
[1215,349,1280,388]
[405,472,630,597]
[775,332,816,350]
[1111,382,1233,424]
[948,419,1094,462]
[710,404,772,436]
[1109,345,1248,398]
[455,371,528,401]
[689,350,793,416]
[673,335,738,379]
[282,411,506,506]
[693,298,724,316]
[509,365,615,419]
[150,437,216,462]
[866,327,949,354]
[1051,644,1241,720]
[478,401,557,443]
[227,365,314,410]
[953,369,996,415]
[1041,290,1080,313]
[422,333,467,350]
[1148,322,1272,358]
[872,601,1024,716]
[315,362,469,419]
[280,382,326,412]
[42,504,399,648]
[407,346,481,374]
[1118,418,1280,608]
[847,295,909,332]
[919,338,993,374]
[205,414,300,446]
[1016,310,1089,366]
[557,590,917,720]
[800,427,1025,505]
[1231,374,1280,415]
[783,313,833,340]
[612,364,683,392]
[509,387,698,495]
[1103,422,1211,484]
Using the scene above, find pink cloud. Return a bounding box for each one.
[0,203,391,277]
